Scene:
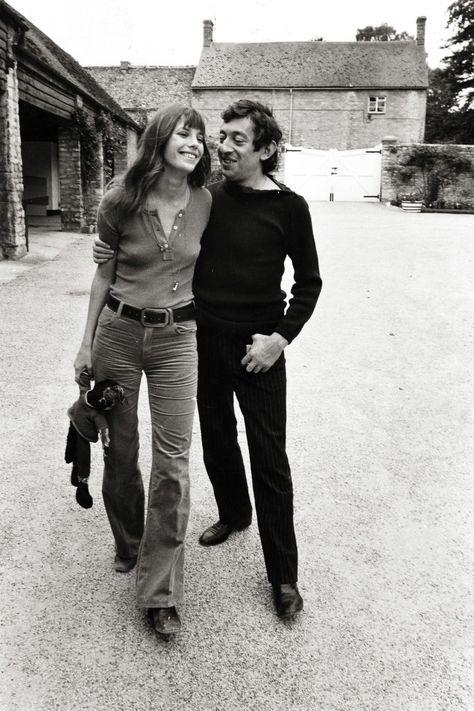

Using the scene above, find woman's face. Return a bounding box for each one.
[163,116,205,175]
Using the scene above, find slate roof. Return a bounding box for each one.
[0,0,136,126]
[192,41,428,89]
[85,66,195,111]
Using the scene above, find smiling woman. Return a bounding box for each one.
[163,118,206,173]
[72,103,212,640]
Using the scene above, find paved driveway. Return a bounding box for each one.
[0,204,473,711]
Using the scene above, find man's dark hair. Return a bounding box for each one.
[221,100,282,173]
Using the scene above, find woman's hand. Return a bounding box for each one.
[74,344,93,383]
[93,238,115,264]
[74,259,117,384]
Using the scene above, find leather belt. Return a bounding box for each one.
[107,295,195,327]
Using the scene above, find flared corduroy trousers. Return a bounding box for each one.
[92,305,197,607]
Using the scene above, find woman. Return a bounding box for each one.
[74,104,212,638]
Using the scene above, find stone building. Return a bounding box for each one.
[0,0,139,259]
[88,18,428,152]
[87,17,429,202]
[193,18,428,151]
[85,64,195,128]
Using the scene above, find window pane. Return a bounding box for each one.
[368,96,386,114]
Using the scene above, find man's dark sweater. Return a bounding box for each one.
[193,178,322,343]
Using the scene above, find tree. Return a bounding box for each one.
[355,24,413,41]
[425,67,460,142]
[425,0,474,144]
[444,0,474,110]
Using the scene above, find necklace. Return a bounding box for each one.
[150,185,190,292]
[171,189,189,292]
[151,185,189,255]
[156,185,189,244]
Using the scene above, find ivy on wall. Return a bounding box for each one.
[95,111,126,184]
[72,108,100,189]
[72,107,125,188]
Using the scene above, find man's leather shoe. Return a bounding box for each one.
[198,519,251,546]
[148,607,181,637]
[273,583,303,619]
[114,554,137,573]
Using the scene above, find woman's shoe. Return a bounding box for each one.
[148,607,181,637]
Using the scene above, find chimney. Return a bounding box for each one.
[203,19,214,47]
[416,16,426,46]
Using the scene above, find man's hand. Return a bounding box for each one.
[241,333,288,373]
[93,238,115,264]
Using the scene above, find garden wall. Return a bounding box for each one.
[381,139,474,209]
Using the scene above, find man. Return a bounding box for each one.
[93,100,322,620]
[194,100,321,620]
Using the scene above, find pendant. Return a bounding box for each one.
[162,248,174,261]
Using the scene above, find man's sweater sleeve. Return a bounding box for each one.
[274,195,322,343]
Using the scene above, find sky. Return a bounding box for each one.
[8,0,452,68]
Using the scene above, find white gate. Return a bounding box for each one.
[283,145,382,202]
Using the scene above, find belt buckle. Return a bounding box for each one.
[140,308,171,327]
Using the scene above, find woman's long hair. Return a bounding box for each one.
[110,104,210,216]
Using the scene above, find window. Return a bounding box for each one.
[368,96,386,114]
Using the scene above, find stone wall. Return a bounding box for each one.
[441,146,474,207]
[86,66,195,124]
[125,127,138,169]
[58,117,132,232]
[193,87,427,152]
[58,122,84,231]
[0,60,27,259]
[87,65,427,153]
[381,139,474,207]
[83,132,103,232]
[113,125,133,179]
[82,123,136,228]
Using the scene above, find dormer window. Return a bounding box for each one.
[368,96,386,114]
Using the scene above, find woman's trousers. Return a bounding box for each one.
[92,305,197,608]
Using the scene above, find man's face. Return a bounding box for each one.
[217,117,270,186]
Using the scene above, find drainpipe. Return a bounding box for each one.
[288,88,293,146]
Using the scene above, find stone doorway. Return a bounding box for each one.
[19,102,61,231]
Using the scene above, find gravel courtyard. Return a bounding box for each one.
[0,202,472,711]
